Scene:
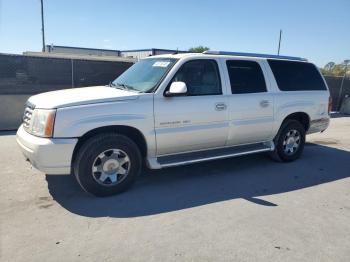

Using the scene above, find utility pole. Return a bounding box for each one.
[277,29,282,55]
[40,0,46,52]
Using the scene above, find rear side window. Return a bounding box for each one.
[226,60,267,94]
[268,60,327,91]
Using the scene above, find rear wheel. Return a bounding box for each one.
[73,133,142,197]
[269,120,306,162]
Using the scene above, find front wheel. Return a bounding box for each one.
[73,133,142,197]
[269,120,306,162]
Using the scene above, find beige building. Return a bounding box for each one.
[43,45,186,59]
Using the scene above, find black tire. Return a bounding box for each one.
[269,120,306,162]
[73,133,142,197]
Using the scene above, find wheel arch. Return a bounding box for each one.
[280,112,310,132]
[71,125,148,165]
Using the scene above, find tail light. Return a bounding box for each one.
[328,96,333,113]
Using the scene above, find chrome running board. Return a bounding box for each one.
[158,142,273,168]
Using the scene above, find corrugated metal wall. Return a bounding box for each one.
[46,46,121,57]
[121,50,153,59]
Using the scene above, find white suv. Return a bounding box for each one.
[17,51,331,196]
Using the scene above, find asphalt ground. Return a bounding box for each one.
[1,115,349,262]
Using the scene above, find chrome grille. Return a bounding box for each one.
[23,102,35,131]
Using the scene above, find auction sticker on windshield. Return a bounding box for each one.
[152,61,171,67]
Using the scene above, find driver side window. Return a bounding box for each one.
[171,59,222,96]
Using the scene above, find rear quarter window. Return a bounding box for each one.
[268,60,327,91]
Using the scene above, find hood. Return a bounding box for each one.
[28,86,140,109]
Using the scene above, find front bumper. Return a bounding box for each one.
[16,125,78,174]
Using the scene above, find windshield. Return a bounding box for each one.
[112,58,177,93]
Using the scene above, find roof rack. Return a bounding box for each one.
[203,50,307,62]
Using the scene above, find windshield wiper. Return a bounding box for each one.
[115,82,140,92]
[108,82,116,87]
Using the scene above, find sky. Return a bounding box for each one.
[0,0,349,67]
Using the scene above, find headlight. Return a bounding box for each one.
[30,109,56,137]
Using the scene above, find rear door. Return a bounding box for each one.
[154,59,229,156]
[224,59,274,145]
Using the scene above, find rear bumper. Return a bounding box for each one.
[16,125,78,174]
[307,117,330,134]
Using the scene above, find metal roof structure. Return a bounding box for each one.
[22,51,135,62]
[121,48,187,53]
[45,45,121,53]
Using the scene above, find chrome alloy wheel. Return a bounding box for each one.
[283,129,301,155]
[92,149,131,186]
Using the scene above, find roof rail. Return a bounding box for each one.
[203,50,307,62]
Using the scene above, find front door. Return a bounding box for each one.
[154,59,229,156]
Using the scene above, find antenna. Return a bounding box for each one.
[277,29,282,55]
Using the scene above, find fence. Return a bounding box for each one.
[0,53,134,130]
[0,53,349,130]
[324,76,350,111]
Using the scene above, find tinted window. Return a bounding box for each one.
[268,60,327,91]
[226,60,267,94]
[171,60,221,96]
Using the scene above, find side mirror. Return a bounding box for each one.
[165,82,187,97]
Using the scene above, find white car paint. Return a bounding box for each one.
[29,86,138,109]
[17,53,330,174]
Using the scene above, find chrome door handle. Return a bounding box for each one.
[260,100,270,108]
[215,103,227,111]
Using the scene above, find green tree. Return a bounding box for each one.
[321,60,350,77]
[324,62,336,71]
[188,46,210,53]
